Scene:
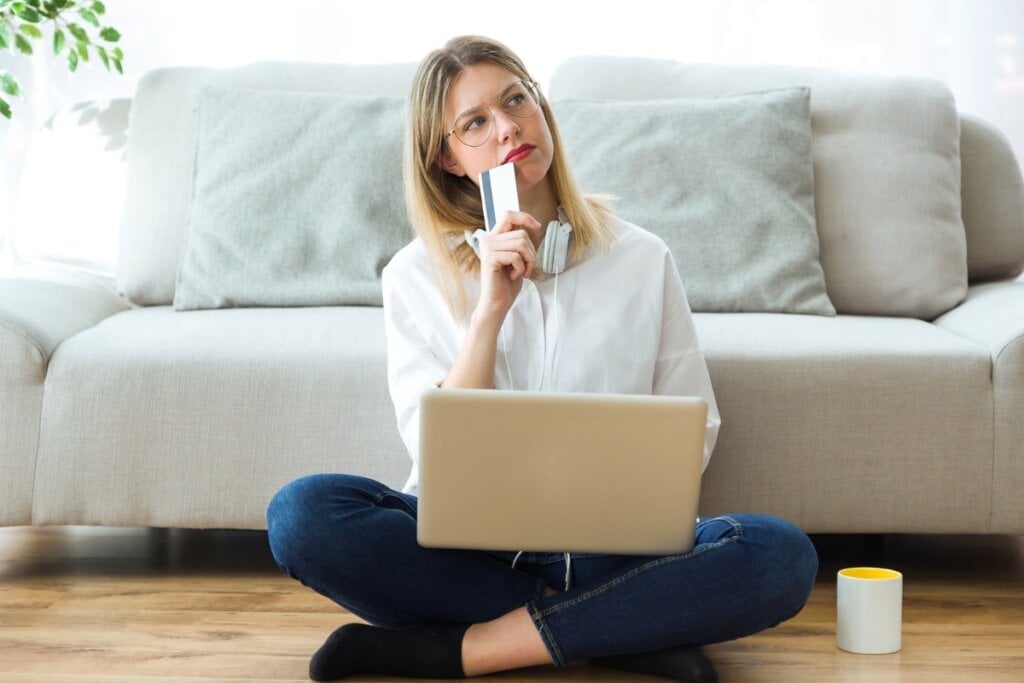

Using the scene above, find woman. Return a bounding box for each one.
[267,35,818,682]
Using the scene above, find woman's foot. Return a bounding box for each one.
[308,622,468,680]
[592,644,718,683]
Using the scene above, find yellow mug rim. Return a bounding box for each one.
[838,567,902,581]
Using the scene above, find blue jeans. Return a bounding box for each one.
[267,473,818,666]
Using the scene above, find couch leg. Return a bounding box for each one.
[863,533,887,563]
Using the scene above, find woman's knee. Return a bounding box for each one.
[734,513,819,620]
[266,473,381,573]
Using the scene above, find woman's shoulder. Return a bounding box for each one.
[606,215,673,260]
[382,236,466,305]
[383,237,433,282]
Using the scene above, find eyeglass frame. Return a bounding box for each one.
[442,79,543,148]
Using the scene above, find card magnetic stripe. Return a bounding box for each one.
[481,168,496,231]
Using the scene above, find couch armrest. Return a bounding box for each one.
[0,268,131,365]
[0,268,130,525]
[934,280,1024,532]
[934,280,1024,360]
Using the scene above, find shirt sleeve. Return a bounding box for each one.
[652,251,721,473]
[381,262,449,487]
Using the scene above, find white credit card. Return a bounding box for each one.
[479,163,519,232]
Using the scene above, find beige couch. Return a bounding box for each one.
[2,58,1022,534]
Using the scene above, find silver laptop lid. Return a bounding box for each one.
[417,389,707,555]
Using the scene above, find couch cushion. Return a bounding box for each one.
[118,62,417,306]
[33,306,409,528]
[692,313,992,532]
[174,87,409,310]
[553,88,834,315]
[550,57,967,320]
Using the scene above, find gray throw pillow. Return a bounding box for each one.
[554,88,835,315]
[173,86,410,310]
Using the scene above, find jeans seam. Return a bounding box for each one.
[527,601,566,666]
[532,515,745,619]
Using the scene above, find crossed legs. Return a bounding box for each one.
[267,474,818,679]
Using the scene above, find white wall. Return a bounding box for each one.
[1,0,1022,272]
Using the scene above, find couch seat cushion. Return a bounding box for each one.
[692,313,992,532]
[33,306,408,528]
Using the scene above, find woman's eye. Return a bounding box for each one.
[464,115,487,131]
[506,94,526,108]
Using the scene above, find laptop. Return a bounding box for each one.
[416,388,707,555]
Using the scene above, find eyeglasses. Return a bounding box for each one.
[444,80,542,148]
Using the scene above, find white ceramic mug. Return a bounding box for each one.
[836,567,903,654]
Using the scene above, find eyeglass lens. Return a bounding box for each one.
[452,81,540,147]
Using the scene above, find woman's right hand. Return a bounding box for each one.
[473,210,541,327]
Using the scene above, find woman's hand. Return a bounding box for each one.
[474,210,541,327]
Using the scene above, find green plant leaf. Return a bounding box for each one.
[99,26,118,42]
[96,43,108,68]
[67,22,88,41]
[14,4,42,22]
[110,46,122,60]
[53,27,64,54]
[0,24,9,49]
[78,8,98,26]
[76,40,87,60]
[91,0,105,14]
[112,57,121,74]
[15,33,32,54]
[1,70,21,96]
[20,23,43,38]
[67,45,78,71]
[0,97,12,119]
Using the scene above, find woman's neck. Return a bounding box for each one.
[519,179,560,249]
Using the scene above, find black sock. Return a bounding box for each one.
[593,644,718,683]
[308,622,469,681]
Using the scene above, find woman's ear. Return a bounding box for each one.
[437,148,466,177]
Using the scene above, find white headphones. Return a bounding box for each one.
[465,210,575,590]
[538,219,572,274]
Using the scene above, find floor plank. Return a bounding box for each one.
[1,527,1022,681]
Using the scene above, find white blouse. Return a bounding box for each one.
[382,217,721,495]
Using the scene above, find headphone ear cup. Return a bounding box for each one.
[542,221,572,274]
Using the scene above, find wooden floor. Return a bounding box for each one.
[0,527,1022,682]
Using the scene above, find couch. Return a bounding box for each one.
[2,57,1022,534]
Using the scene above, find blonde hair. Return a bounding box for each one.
[404,35,615,319]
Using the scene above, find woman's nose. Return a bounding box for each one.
[492,108,521,143]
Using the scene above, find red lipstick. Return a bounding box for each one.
[503,144,535,164]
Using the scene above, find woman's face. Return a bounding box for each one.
[438,62,554,200]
